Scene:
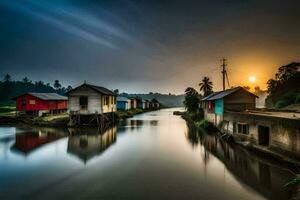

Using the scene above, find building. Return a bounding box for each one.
[13,92,68,116]
[255,90,268,108]
[129,97,138,109]
[202,87,257,125]
[117,96,131,110]
[67,83,116,115]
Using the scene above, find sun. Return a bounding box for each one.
[249,75,256,83]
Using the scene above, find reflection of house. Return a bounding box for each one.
[117,97,131,110]
[13,92,68,116]
[11,128,66,154]
[67,83,116,115]
[185,128,293,200]
[67,127,117,163]
[201,87,257,125]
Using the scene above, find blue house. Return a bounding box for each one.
[117,97,131,110]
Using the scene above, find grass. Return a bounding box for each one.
[0,103,16,116]
[35,113,69,122]
[116,108,145,119]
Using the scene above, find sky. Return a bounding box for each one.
[0,0,300,94]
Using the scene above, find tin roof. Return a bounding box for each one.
[117,96,130,102]
[12,92,67,101]
[202,87,258,101]
[67,83,116,96]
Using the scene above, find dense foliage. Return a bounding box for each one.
[266,62,300,108]
[0,74,72,103]
[183,87,202,119]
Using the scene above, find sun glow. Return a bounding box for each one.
[249,76,256,83]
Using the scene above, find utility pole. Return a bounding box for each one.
[221,58,230,91]
[221,58,226,91]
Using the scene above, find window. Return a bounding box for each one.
[113,96,116,104]
[233,122,236,133]
[29,100,36,105]
[21,99,26,106]
[106,96,109,105]
[237,123,249,134]
[79,96,88,110]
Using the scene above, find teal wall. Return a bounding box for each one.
[215,99,224,115]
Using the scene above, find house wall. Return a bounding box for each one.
[16,94,67,112]
[68,85,116,114]
[221,111,300,159]
[117,101,128,110]
[223,90,256,111]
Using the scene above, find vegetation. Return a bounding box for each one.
[0,103,16,116]
[0,74,72,104]
[116,109,145,119]
[199,76,213,96]
[266,62,300,108]
[285,174,300,187]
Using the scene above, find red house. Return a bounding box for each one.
[13,92,68,116]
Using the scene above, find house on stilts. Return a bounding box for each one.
[67,83,116,126]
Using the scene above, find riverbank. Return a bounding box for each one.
[177,111,300,168]
[0,108,159,127]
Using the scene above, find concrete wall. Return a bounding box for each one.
[221,111,300,158]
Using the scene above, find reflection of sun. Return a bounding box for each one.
[249,76,256,83]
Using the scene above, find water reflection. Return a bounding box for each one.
[11,127,66,155]
[0,108,297,200]
[185,123,295,200]
[67,127,117,163]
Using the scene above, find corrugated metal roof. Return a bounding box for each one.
[202,87,257,101]
[117,96,130,102]
[86,84,116,96]
[201,92,221,101]
[12,92,67,100]
[67,83,116,96]
[29,93,67,100]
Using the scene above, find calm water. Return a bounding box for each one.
[0,108,295,200]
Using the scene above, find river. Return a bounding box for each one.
[0,108,296,200]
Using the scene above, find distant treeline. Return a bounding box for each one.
[120,93,184,107]
[0,74,184,107]
[0,74,72,104]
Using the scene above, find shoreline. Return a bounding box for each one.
[177,111,300,169]
[0,108,161,128]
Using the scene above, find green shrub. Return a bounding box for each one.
[295,94,300,104]
[275,100,288,108]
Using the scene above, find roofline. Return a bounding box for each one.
[201,86,258,101]
[11,92,67,101]
[66,83,117,96]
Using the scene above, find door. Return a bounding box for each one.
[258,126,270,146]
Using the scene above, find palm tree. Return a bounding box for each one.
[199,76,213,96]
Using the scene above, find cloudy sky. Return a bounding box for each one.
[0,0,300,94]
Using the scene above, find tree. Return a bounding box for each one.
[113,89,119,95]
[199,76,213,96]
[66,85,73,92]
[54,80,61,90]
[22,77,29,83]
[184,87,200,116]
[266,62,300,108]
[4,74,11,82]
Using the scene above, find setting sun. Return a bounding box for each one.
[249,75,256,83]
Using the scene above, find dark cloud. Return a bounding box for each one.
[1,0,300,93]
